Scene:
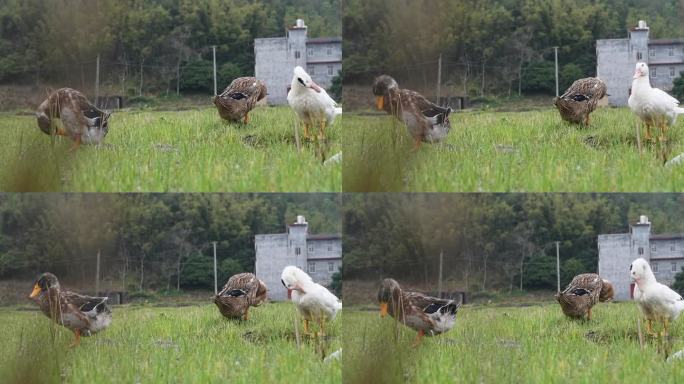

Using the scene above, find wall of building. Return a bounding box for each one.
[596,39,634,106]
[254,37,294,105]
[255,233,292,301]
[598,233,634,301]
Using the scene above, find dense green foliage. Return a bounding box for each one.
[343,0,684,96]
[673,72,684,100]
[343,194,684,291]
[0,194,341,291]
[0,0,340,94]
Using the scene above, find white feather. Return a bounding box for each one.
[630,258,684,322]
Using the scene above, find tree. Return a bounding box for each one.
[672,72,684,101]
[673,266,684,294]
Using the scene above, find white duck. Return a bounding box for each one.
[630,257,684,336]
[281,265,341,336]
[287,66,341,140]
[628,62,684,141]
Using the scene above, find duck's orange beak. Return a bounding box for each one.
[309,81,322,93]
[375,96,384,110]
[287,288,292,300]
[379,302,388,318]
[29,284,41,299]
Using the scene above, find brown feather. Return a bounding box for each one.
[554,78,607,125]
[214,272,268,319]
[213,77,267,122]
[556,273,611,319]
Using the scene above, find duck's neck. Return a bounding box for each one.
[632,76,651,91]
[636,272,657,289]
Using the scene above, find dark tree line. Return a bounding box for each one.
[343,194,684,292]
[343,0,683,97]
[0,194,340,291]
[0,0,340,95]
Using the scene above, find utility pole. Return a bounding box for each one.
[95,249,101,295]
[438,249,444,297]
[212,45,217,96]
[212,241,218,295]
[556,241,560,293]
[436,53,442,104]
[553,46,559,97]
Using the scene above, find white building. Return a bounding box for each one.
[254,215,341,301]
[596,20,684,106]
[254,19,342,105]
[598,215,684,301]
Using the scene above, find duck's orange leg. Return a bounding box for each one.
[69,329,81,348]
[243,113,250,124]
[411,329,425,347]
[411,137,422,152]
[69,135,81,152]
[303,123,311,140]
[587,307,592,320]
[243,307,250,321]
[56,127,67,136]
[319,120,326,140]
[645,123,653,141]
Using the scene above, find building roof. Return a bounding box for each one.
[649,38,684,45]
[307,37,342,44]
[650,234,684,241]
[307,234,341,241]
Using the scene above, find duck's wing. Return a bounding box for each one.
[562,274,602,294]
[404,291,458,315]
[62,291,109,314]
[399,89,451,123]
[651,88,681,108]
[560,78,607,101]
[219,273,258,297]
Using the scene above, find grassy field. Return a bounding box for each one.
[0,106,341,192]
[344,301,684,384]
[343,107,684,192]
[0,302,341,383]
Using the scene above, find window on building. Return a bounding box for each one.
[289,240,293,246]
[669,47,675,56]
[309,246,314,253]
[328,65,334,76]
[308,47,314,56]
[652,245,657,252]
[294,51,301,59]
[651,68,657,78]
[673,262,678,272]
[638,247,644,255]
[295,247,301,256]
[328,246,333,252]
[671,242,676,251]
[653,262,659,272]
[327,46,332,56]
[670,67,676,78]
[328,262,334,272]
[637,52,643,60]
[649,49,655,57]
[309,262,315,273]
[308,66,315,75]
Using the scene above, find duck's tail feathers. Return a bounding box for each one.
[674,300,684,320]
[675,107,684,115]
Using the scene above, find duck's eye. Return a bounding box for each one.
[281,278,287,288]
[298,78,305,86]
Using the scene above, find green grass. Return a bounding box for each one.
[0,106,341,192]
[0,303,341,383]
[343,108,684,192]
[344,301,684,384]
